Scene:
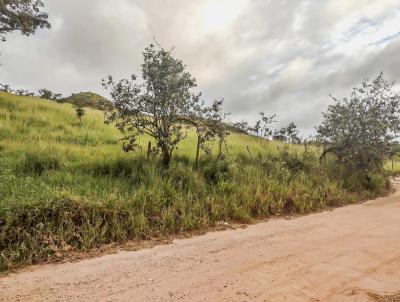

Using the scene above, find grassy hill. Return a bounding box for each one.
[0,91,311,163]
[61,92,113,110]
[0,92,391,271]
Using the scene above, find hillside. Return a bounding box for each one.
[0,92,305,160]
[61,92,113,110]
[0,92,392,271]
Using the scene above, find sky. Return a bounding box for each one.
[1,0,400,135]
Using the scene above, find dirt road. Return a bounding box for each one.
[1,183,400,302]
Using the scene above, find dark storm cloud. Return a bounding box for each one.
[0,0,399,135]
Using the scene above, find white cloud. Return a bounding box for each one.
[197,0,250,34]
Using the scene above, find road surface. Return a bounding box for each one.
[1,181,400,301]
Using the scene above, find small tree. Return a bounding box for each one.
[286,122,301,144]
[252,112,276,139]
[0,0,50,42]
[232,120,250,134]
[0,83,11,92]
[233,112,276,140]
[37,88,53,99]
[273,122,301,143]
[16,89,26,96]
[316,73,400,177]
[74,104,85,124]
[273,127,287,142]
[103,43,206,169]
[37,88,62,101]
[186,99,229,169]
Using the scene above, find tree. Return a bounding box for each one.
[103,43,208,169]
[0,0,50,42]
[273,127,287,142]
[185,99,229,169]
[285,122,301,144]
[251,112,276,139]
[37,88,52,99]
[316,73,400,177]
[232,120,250,134]
[0,82,11,92]
[273,122,301,143]
[233,112,276,140]
[73,104,85,124]
[37,88,62,101]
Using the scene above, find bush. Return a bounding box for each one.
[362,174,390,194]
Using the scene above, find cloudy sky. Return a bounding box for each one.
[1,0,400,135]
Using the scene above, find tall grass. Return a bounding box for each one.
[0,92,392,271]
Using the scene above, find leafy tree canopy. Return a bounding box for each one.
[0,0,50,41]
[103,43,226,168]
[273,122,301,144]
[316,73,400,174]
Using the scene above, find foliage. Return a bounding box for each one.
[185,99,230,168]
[0,83,11,92]
[273,122,301,143]
[316,73,400,176]
[103,43,224,168]
[233,112,276,140]
[38,88,62,101]
[0,83,35,96]
[0,0,50,42]
[61,92,113,110]
[251,112,276,139]
[0,91,392,272]
[73,104,85,123]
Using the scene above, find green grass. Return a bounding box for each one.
[0,92,391,271]
[0,92,307,163]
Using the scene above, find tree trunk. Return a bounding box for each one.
[304,140,308,155]
[147,141,152,159]
[161,148,171,169]
[304,140,308,163]
[217,138,223,160]
[195,135,201,170]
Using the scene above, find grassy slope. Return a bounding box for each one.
[0,92,391,271]
[0,91,314,178]
[61,92,112,110]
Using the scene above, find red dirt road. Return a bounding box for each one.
[1,182,400,301]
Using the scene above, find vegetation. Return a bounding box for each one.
[0,0,50,42]
[0,91,393,272]
[233,112,276,139]
[61,92,112,110]
[317,73,400,180]
[73,104,85,124]
[0,1,397,282]
[37,88,62,101]
[273,122,301,144]
[103,43,228,169]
